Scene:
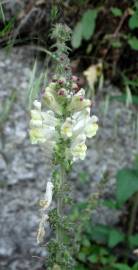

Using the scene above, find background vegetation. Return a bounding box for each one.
[0,1,138,270]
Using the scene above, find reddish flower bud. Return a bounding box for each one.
[80,96,84,101]
[58,89,65,96]
[60,56,64,61]
[52,79,57,82]
[58,80,64,84]
[74,86,80,93]
[72,75,78,82]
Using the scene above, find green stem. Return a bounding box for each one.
[124,192,138,262]
[127,192,138,243]
[56,165,66,243]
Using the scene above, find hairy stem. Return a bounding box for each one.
[56,165,65,243]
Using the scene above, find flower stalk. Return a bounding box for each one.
[29,23,99,269]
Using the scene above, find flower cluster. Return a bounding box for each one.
[29,75,98,163]
[29,23,99,269]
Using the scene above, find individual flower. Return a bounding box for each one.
[67,95,91,113]
[60,118,73,138]
[29,100,58,147]
[43,91,62,115]
[70,134,87,162]
[85,115,99,138]
[83,62,103,90]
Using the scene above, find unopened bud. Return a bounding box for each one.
[80,96,84,101]
[58,89,65,96]
[72,75,78,82]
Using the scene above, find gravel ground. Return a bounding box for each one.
[0,47,137,270]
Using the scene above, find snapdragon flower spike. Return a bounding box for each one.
[29,80,99,163]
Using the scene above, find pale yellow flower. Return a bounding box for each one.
[68,95,91,113]
[83,63,103,90]
[43,92,62,115]
[61,118,73,138]
[85,116,99,138]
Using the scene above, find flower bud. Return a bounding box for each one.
[58,77,66,84]
[72,75,78,82]
[43,92,62,115]
[33,100,41,110]
[68,96,91,113]
[58,88,66,96]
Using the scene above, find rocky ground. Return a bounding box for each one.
[0,47,137,270]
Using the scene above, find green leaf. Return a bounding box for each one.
[108,229,125,247]
[78,252,86,262]
[128,36,138,50]
[0,4,5,23]
[116,169,138,205]
[133,155,138,169]
[82,9,98,40]
[129,234,138,247]
[129,11,138,30]
[114,263,131,270]
[88,254,98,263]
[132,263,138,270]
[75,265,87,270]
[72,22,82,48]
[90,224,110,243]
[111,94,138,106]
[111,40,122,48]
[79,171,90,183]
[103,199,119,209]
[111,7,123,17]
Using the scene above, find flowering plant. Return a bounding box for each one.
[29,24,98,269]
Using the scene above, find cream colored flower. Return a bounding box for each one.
[85,116,99,138]
[75,88,85,97]
[43,92,62,115]
[61,118,73,138]
[83,63,103,90]
[33,100,41,110]
[31,109,42,120]
[71,143,87,161]
[71,134,87,161]
[68,95,91,113]
[29,128,47,144]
